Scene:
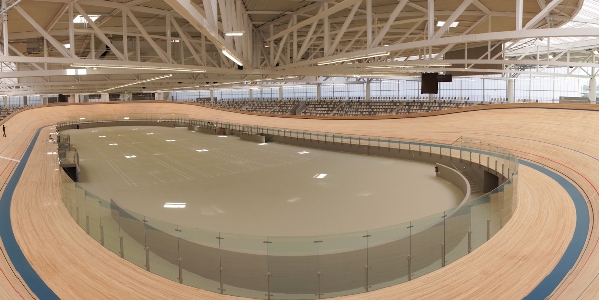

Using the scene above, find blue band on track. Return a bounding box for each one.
[522,159,589,299]
[0,127,59,299]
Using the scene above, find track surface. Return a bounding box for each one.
[0,102,595,299]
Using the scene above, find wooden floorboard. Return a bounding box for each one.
[0,102,596,299]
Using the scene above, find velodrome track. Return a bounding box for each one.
[0,102,597,299]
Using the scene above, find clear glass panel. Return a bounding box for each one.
[367,222,411,291]
[470,193,491,250]
[220,232,268,299]
[178,226,221,294]
[411,211,445,279]
[60,175,77,218]
[489,185,504,237]
[145,216,180,282]
[74,186,86,229]
[268,236,318,299]
[85,192,102,243]
[318,231,367,298]
[99,199,121,256]
[56,126,518,298]
[118,208,147,270]
[445,205,471,264]
[502,178,514,222]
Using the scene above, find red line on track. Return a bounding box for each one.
[0,266,25,300]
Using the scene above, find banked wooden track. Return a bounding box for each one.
[0,102,596,299]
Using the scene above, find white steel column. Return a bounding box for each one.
[166,14,172,60]
[123,8,128,60]
[68,2,75,57]
[278,86,283,100]
[366,0,372,48]
[516,0,523,30]
[428,0,434,39]
[249,88,253,101]
[365,81,371,101]
[590,77,597,104]
[324,2,330,55]
[136,36,140,62]
[2,0,8,56]
[316,83,321,100]
[507,78,515,103]
[210,89,214,102]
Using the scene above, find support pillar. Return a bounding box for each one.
[365,81,371,101]
[590,77,597,104]
[210,89,214,102]
[23,96,27,106]
[100,93,109,102]
[2,96,6,107]
[507,78,515,103]
[2,0,8,57]
[316,84,322,100]
[249,89,253,101]
[278,86,283,100]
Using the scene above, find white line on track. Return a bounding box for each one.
[0,156,20,162]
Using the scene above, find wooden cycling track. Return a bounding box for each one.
[0,102,597,299]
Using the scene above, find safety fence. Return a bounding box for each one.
[58,115,518,299]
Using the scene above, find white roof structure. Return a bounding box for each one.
[0,0,597,95]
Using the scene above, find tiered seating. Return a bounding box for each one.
[0,107,22,121]
[333,100,401,116]
[213,100,248,110]
[198,98,505,116]
[241,100,276,113]
[300,100,343,116]
[269,100,301,114]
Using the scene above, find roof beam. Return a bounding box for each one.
[163,0,247,67]
[74,2,126,61]
[14,6,71,58]
[328,1,361,56]
[371,0,409,47]
[278,27,599,69]
[524,0,564,29]
[433,0,475,39]
[266,0,362,42]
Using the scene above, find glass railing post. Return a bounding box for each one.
[408,221,413,281]
[364,232,371,292]
[217,233,224,294]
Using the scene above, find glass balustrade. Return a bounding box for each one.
[57,115,518,299]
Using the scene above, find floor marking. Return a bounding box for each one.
[0,127,59,299]
[0,156,19,162]
[521,159,589,300]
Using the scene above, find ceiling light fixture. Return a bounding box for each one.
[224,31,245,37]
[164,202,186,208]
[222,49,243,66]
[73,15,100,23]
[437,21,459,28]
[66,68,87,75]
[317,52,390,66]
[99,74,172,92]
[70,63,205,73]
